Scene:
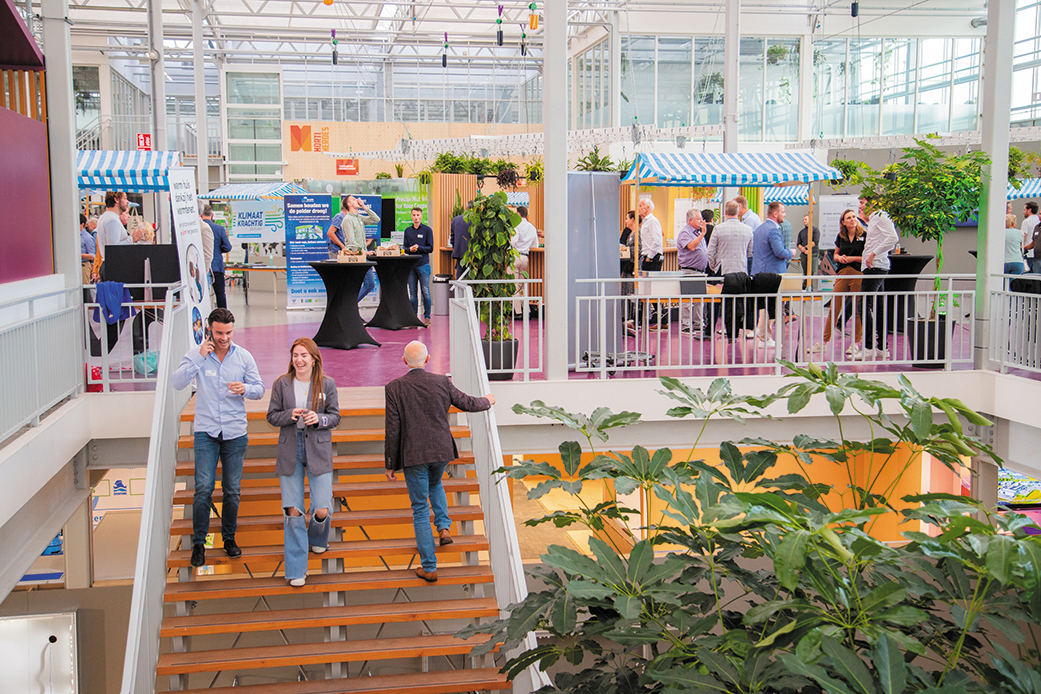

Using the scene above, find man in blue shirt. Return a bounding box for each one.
[172,307,265,567]
[201,205,232,309]
[403,207,434,326]
[676,209,709,338]
[750,202,793,348]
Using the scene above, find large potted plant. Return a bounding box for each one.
[861,137,991,366]
[462,191,521,380]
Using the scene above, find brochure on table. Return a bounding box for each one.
[168,167,211,347]
[284,194,332,309]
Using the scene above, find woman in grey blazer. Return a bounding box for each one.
[266,337,340,587]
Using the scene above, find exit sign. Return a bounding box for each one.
[136,133,152,151]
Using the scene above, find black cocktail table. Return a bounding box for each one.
[309,260,380,349]
[366,254,426,330]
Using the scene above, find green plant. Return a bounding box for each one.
[464,155,494,176]
[828,157,872,190]
[524,157,544,184]
[767,44,788,65]
[1008,146,1031,190]
[494,161,520,189]
[416,167,433,186]
[616,157,632,175]
[433,152,466,174]
[575,146,615,172]
[394,163,404,178]
[374,171,392,180]
[861,136,991,297]
[695,71,725,105]
[460,367,1041,693]
[462,191,520,341]
[452,189,464,219]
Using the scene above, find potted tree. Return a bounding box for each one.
[462,191,521,380]
[861,137,990,367]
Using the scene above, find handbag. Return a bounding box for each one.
[819,252,836,276]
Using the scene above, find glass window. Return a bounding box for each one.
[918,38,952,132]
[657,37,692,128]
[228,117,280,140]
[738,37,764,140]
[951,39,980,131]
[812,39,847,138]
[621,35,655,127]
[601,42,610,127]
[693,37,725,128]
[227,143,281,162]
[226,72,281,106]
[881,39,917,135]
[72,65,101,131]
[764,38,799,141]
[847,39,882,137]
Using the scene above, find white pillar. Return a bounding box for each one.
[42,0,81,290]
[543,0,568,380]
[609,11,622,128]
[798,28,814,144]
[723,0,740,154]
[148,0,171,236]
[62,498,93,589]
[192,0,210,196]
[975,0,1014,369]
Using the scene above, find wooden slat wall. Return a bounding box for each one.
[431,173,479,276]
[2,69,46,122]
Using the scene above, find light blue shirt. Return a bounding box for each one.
[172,342,265,439]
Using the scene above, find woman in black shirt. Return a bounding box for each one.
[813,209,864,354]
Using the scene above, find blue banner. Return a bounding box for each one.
[284,194,331,309]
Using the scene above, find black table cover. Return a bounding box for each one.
[309,260,380,349]
[366,254,425,330]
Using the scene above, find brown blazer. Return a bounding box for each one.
[266,374,341,476]
[384,368,491,471]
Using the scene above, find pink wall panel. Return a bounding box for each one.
[0,107,53,284]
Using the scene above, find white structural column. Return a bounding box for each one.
[63,496,94,589]
[723,0,740,153]
[798,27,814,144]
[41,0,80,290]
[148,0,171,237]
[975,0,1015,369]
[543,0,568,380]
[192,0,210,195]
[609,11,622,128]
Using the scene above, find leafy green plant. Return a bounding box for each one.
[575,146,615,172]
[415,167,433,186]
[464,155,494,176]
[524,157,544,184]
[616,157,632,175]
[460,368,1041,694]
[394,163,404,178]
[433,152,466,174]
[767,44,788,65]
[452,189,464,219]
[1009,146,1031,190]
[462,191,520,341]
[828,157,872,190]
[374,171,392,180]
[494,160,520,189]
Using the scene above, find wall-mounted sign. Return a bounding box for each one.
[290,124,330,152]
[336,158,359,176]
[136,133,152,151]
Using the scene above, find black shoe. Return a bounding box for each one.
[224,539,242,558]
[190,543,206,567]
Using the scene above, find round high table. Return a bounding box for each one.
[309,260,380,349]
[366,254,426,330]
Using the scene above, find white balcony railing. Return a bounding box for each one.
[454,278,543,381]
[989,274,1041,375]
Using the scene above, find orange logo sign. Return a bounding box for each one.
[290,125,312,152]
[336,159,359,176]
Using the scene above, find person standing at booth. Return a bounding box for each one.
[327,194,380,300]
[201,205,232,309]
[510,206,540,316]
[403,207,434,325]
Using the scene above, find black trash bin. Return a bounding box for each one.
[432,274,452,315]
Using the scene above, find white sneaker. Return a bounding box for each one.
[872,348,891,360]
[744,329,756,340]
[756,337,776,348]
[849,347,865,360]
[289,577,306,587]
[811,342,823,354]
[845,344,859,357]
[310,545,327,554]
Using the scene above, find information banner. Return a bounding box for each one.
[168,167,210,347]
[391,190,429,236]
[284,194,331,309]
[819,194,860,250]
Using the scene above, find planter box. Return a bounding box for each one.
[910,316,949,369]
[482,339,519,381]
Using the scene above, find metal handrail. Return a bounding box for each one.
[119,286,189,694]
[448,281,550,693]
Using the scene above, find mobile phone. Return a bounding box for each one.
[204,326,211,340]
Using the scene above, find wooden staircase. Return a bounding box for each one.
[158,388,508,693]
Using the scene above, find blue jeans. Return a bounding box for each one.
[1031,258,1041,274]
[402,461,451,572]
[279,430,333,580]
[359,268,377,301]
[193,432,249,546]
[408,263,432,319]
[1005,262,1025,275]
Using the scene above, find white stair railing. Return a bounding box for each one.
[119,287,189,694]
[449,281,551,694]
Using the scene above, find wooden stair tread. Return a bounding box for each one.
[196,668,509,694]
[165,565,494,602]
[166,534,489,568]
[155,633,495,675]
[177,426,469,449]
[170,505,484,536]
[172,477,479,505]
[180,388,468,422]
[174,453,475,477]
[161,597,498,637]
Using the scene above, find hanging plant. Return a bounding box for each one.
[416,167,433,186]
[827,157,871,190]
[575,145,615,172]
[494,161,520,189]
[524,157,544,184]
[689,186,717,201]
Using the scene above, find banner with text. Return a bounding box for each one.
[819,195,860,250]
[168,167,210,347]
[284,194,331,309]
[229,199,286,244]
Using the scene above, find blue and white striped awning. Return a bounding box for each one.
[1008,178,1041,201]
[199,182,310,201]
[77,150,180,192]
[709,185,810,205]
[622,152,842,187]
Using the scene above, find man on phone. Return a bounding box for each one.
[172,308,265,567]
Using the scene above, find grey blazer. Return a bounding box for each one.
[384,368,491,471]
[266,374,341,476]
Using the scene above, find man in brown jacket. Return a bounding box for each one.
[384,341,495,582]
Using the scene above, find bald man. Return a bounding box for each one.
[384,341,495,582]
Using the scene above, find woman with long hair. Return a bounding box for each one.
[266,337,341,587]
[812,209,864,355]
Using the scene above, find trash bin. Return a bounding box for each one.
[432,274,452,315]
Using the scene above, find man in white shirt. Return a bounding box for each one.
[637,198,664,271]
[1021,202,1039,272]
[96,191,144,259]
[510,206,540,314]
[854,200,899,361]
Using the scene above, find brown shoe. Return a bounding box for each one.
[439,528,454,546]
[415,566,438,582]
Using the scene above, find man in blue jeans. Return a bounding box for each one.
[384,341,494,582]
[172,307,265,567]
[403,207,433,325]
